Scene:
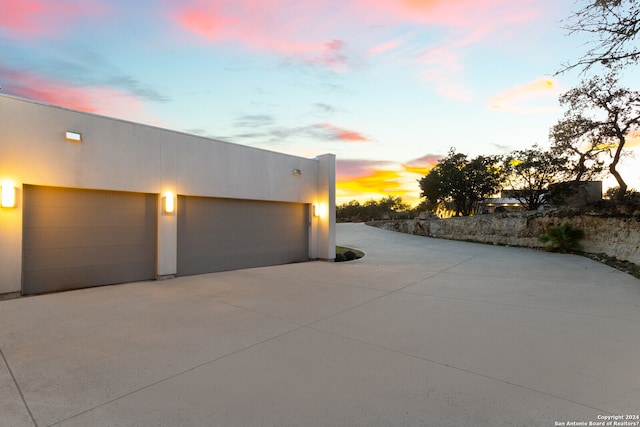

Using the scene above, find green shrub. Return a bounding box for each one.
[539,223,585,253]
[335,246,364,261]
[344,250,357,261]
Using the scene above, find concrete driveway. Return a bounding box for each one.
[1,223,639,427]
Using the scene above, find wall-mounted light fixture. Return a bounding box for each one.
[292,169,302,176]
[313,203,325,218]
[65,131,82,142]
[163,192,175,214]
[1,183,17,208]
[314,203,327,218]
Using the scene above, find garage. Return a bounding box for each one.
[22,185,158,295]
[1,95,335,296]
[177,196,310,276]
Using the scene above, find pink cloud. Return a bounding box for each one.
[318,123,371,142]
[0,0,108,38]
[417,45,472,100]
[488,77,562,113]
[2,66,99,112]
[1,65,147,121]
[401,0,541,99]
[173,1,346,65]
[368,40,402,56]
[169,0,546,84]
[337,159,394,180]
[402,154,442,175]
[170,0,542,65]
[0,0,44,35]
[404,154,442,167]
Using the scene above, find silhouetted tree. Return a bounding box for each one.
[604,186,640,200]
[336,196,412,221]
[418,149,504,216]
[550,114,605,182]
[557,73,640,200]
[503,146,569,210]
[378,195,410,219]
[560,0,640,73]
[336,200,363,222]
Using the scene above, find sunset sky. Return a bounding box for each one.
[2,0,639,206]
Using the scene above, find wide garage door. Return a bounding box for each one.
[22,185,157,295]
[177,196,309,276]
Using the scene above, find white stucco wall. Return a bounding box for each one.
[0,95,336,294]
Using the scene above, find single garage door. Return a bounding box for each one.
[22,185,157,295]
[177,196,309,276]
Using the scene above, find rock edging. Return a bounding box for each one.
[368,211,640,266]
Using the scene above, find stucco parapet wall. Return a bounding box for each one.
[368,211,640,266]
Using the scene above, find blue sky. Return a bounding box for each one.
[1,0,638,205]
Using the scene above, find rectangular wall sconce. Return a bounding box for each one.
[313,203,326,218]
[65,131,82,142]
[163,193,175,214]
[292,169,302,176]
[1,184,16,208]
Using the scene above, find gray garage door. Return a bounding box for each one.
[177,196,309,276]
[22,185,157,295]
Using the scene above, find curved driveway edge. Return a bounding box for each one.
[1,223,638,426]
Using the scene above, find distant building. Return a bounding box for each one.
[479,182,602,213]
[478,196,523,214]
[479,190,526,214]
[547,181,602,206]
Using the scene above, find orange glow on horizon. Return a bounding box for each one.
[336,156,440,206]
[337,169,425,206]
[402,165,433,176]
[627,130,640,148]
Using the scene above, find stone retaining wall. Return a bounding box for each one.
[369,211,640,265]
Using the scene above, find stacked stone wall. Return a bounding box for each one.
[369,211,640,265]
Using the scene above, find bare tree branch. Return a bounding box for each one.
[558,0,639,74]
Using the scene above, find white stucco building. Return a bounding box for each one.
[0,94,336,296]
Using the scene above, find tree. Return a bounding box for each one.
[336,196,413,221]
[557,73,640,200]
[413,199,439,214]
[503,146,569,210]
[560,0,640,73]
[604,186,640,199]
[363,199,382,220]
[377,195,410,219]
[418,149,504,216]
[336,200,363,222]
[549,114,606,182]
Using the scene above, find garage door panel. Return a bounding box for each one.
[26,188,151,209]
[178,197,309,276]
[25,244,156,271]
[24,206,154,228]
[22,185,157,295]
[26,226,156,249]
[25,262,154,292]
